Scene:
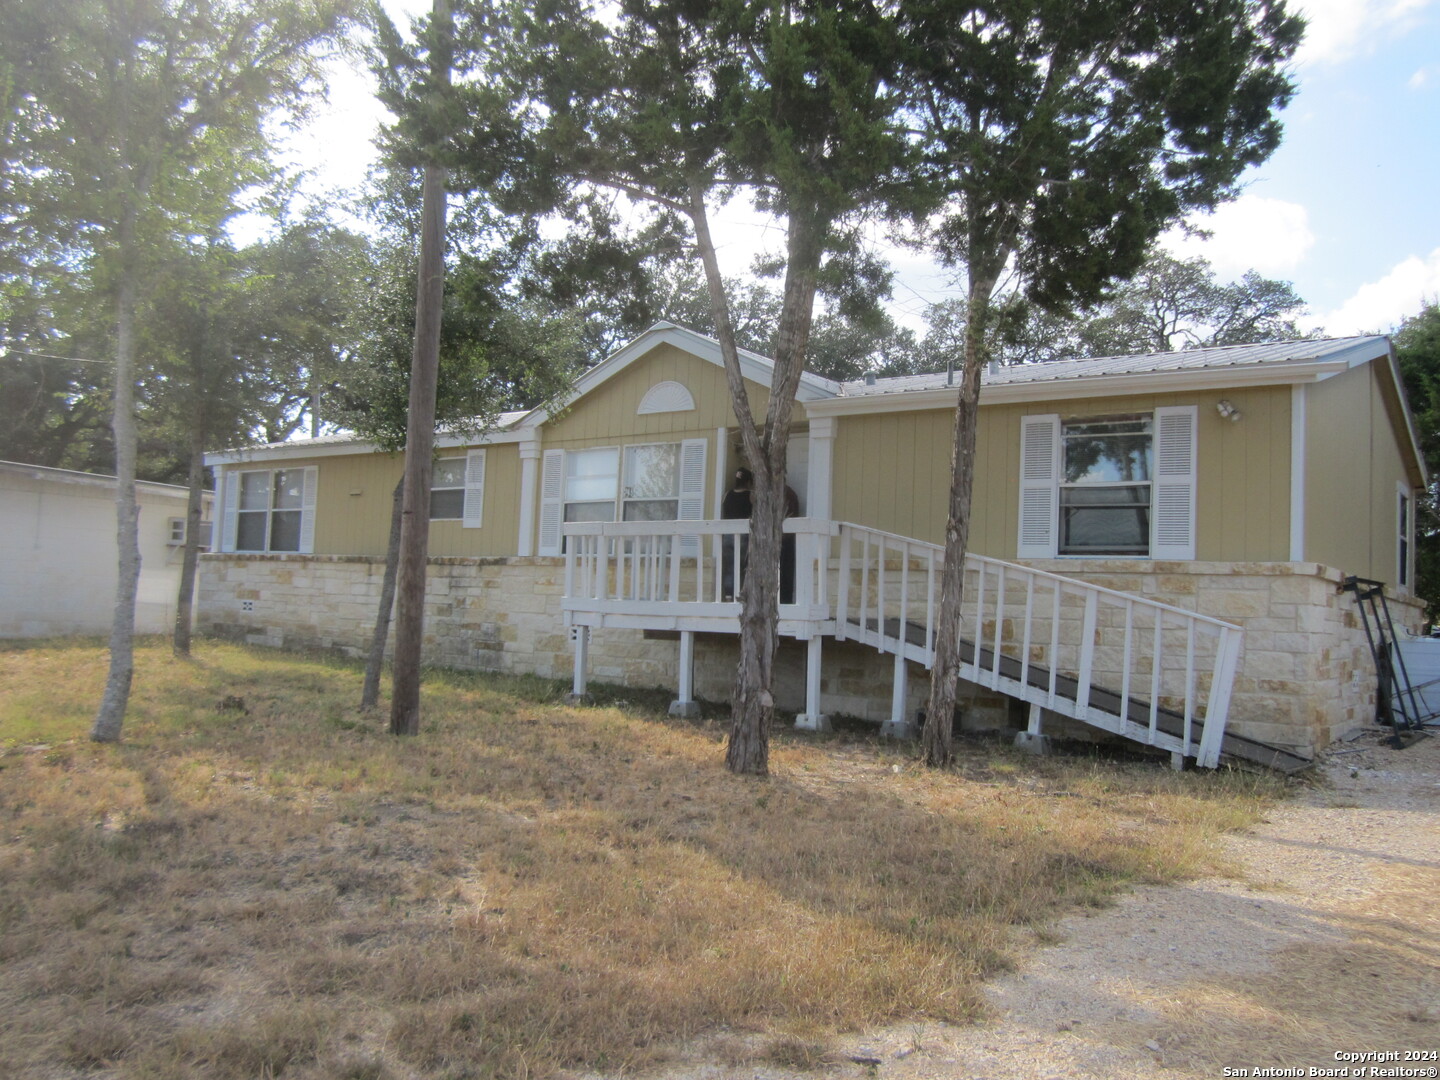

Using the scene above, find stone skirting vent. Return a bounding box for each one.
[198,553,1421,757]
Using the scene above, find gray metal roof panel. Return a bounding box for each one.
[836,336,1391,397]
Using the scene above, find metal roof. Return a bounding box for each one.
[835,336,1392,397]
[219,410,532,457]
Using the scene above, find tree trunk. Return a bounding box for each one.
[690,195,821,776]
[91,268,140,743]
[922,270,999,766]
[171,411,206,657]
[389,0,451,736]
[362,475,405,710]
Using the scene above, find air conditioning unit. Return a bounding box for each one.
[168,517,214,550]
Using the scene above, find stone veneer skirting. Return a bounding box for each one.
[198,553,1422,758]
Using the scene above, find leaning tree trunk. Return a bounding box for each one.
[361,475,405,710]
[92,266,141,743]
[172,411,207,657]
[922,270,999,766]
[695,197,820,775]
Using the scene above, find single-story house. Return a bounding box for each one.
[199,323,1426,765]
[1,460,212,637]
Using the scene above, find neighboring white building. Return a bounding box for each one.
[1,461,212,638]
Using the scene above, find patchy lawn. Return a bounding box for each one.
[0,638,1288,1079]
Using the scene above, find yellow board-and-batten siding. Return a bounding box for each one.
[541,342,781,446]
[538,340,791,530]
[219,336,1420,584]
[230,442,523,558]
[242,342,780,558]
[1305,360,1420,587]
[830,384,1294,562]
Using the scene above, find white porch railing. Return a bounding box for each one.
[561,518,838,625]
[559,518,1243,767]
[832,523,1243,767]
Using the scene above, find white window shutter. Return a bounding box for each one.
[462,449,486,529]
[537,449,565,556]
[1017,414,1060,558]
[298,466,319,554]
[677,437,707,556]
[1152,406,1197,561]
[220,468,239,553]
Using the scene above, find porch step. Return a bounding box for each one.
[856,616,1309,773]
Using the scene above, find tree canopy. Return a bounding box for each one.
[382,0,920,772]
[2,0,361,741]
[900,0,1306,763]
[912,249,1316,371]
[1395,301,1440,621]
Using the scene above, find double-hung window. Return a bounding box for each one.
[538,439,706,555]
[1059,416,1153,556]
[621,443,680,521]
[218,465,317,554]
[563,447,621,523]
[1018,407,1196,560]
[237,469,305,552]
[557,443,683,523]
[431,457,466,520]
[432,449,487,527]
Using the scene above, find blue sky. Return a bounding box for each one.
[286,0,1440,339]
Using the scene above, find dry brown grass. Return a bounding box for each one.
[0,638,1287,1079]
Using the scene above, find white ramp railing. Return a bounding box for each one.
[833,523,1243,767]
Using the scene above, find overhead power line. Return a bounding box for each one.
[0,348,114,365]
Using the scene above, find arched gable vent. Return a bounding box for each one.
[637,380,696,415]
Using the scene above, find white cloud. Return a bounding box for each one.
[1161,195,1316,279]
[1410,65,1439,89]
[1294,0,1434,66]
[1317,248,1440,333]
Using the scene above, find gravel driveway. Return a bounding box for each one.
[644,728,1440,1080]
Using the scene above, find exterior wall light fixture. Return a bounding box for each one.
[1216,399,1242,422]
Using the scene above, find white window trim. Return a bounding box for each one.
[564,444,621,523]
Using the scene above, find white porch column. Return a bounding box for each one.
[807,416,836,523]
[794,635,831,731]
[669,630,701,718]
[517,437,540,556]
[880,653,913,738]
